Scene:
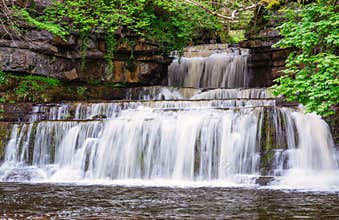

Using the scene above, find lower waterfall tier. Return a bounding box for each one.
[0,105,338,189]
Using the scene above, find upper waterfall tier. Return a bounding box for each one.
[168,48,250,89]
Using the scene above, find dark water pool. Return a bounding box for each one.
[1,183,339,219]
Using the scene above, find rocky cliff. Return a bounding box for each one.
[0,1,170,85]
[239,6,292,88]
[0,30,170,84]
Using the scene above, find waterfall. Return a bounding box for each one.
[168,51,250,88]
[0,46,338,190]
[0,103,337,187]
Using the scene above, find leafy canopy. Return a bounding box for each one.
[273,1,339,117]
[43,0,222,53]
[26,0,222,73]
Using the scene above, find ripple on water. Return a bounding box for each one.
[0,183,339,219]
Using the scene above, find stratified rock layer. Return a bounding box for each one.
[0,29,170,85]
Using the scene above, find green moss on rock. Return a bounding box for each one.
[0,122,12,161]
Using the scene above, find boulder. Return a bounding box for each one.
[255,176,274,186]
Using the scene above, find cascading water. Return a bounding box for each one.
[168,49,250,88]
[0,47,338,190]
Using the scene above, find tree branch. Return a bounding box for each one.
[182,0,234,20]
[182,0,259,21]
[231,4,258,19]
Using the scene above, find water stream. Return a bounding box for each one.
[168,49,250,88]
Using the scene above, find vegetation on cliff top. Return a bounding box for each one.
[44,0,224,72]
[1,0,260,51]
[273,0,338,116]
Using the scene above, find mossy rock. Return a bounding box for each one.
[0,122,12,161]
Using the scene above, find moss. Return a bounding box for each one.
[261,150,275,175]
[261,0,281,10]
[259,108,294,175]
[194,131,202,177]
[0,122,13,161]
[259,109,273,174]
[259,108,278,174]
[28,122,38,165]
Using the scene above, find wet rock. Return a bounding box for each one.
[32,0,53,11]
[85,49,105,59]
[0,37,169,85]
[117,41,159,53]
[0,40,58,55]
[2,103,35,122]
[52,35,76,47]
[240,47,292,87]
[239,4,294,86]
[240,39,277,48]
[64,68,79,80]
[25,30,54,42]
[92,115,107,120]
[255,176,274,186]
[0,47,71,77]
[0,122,12,161]
[179,44,237,58]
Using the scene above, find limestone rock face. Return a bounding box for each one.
[240,6,292,87]
[240,44,291,88]
[0,27,171,85]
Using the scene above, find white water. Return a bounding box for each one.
[271,112,339,191]
[168,52,249,88]
[28,87,273,121]
[0,105,338,190]
[125,86,272,100]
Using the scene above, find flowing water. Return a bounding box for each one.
[0,46,338,218]
[168,50,250,88]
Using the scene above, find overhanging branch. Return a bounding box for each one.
[182,0,259,22]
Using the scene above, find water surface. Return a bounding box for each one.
[1,183,339,219]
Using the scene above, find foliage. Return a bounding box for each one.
[0,108,4,120]
[88,79,102,86]
[228,30,246,43]
[43,0,222,53]
[9,74,60,102]
[106,82,128,88]
[0,70,6,84]
[180,0,260,41]
[272,1,339,117]
[261,0,280,9]
[13,8,68,38]
[76,86,87,97]
[15,75,60,101]
[2,0,262,74]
